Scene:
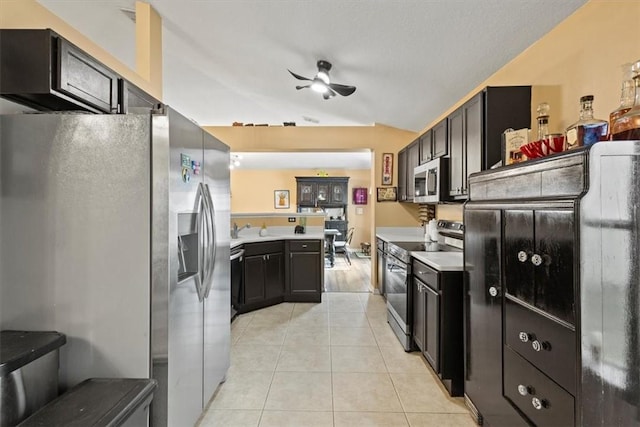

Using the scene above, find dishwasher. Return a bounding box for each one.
[230,246,244,321]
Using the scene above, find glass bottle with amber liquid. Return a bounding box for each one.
[612,60,640,141]
[565,95,608,150]
[610,63,635,128]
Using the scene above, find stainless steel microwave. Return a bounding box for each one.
[413,157,450,203]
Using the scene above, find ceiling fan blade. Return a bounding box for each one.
[323,88,337,100]
[288,69,312,81]
[328,83,356,96]
[295,85,310,90]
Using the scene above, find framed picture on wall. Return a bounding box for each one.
[382,153,393,185]
[274,190,290,209]
[377,187,397,202]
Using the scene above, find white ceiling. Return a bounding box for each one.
[231,151,372,170]
[37,0,587,133]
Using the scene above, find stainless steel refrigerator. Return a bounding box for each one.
[0,107,230,426]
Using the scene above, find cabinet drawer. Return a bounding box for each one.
[504,347,574,427]
[289,240,321,252]
[244,241,284,256]
[412,259,438,291]
[505,298,576,395]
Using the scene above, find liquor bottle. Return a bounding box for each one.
[612,60,640,141]
[536,102,550,141]
[565,95,608,150]
[610,63,635,128]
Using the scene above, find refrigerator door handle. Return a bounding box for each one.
[195,183,207,302]
[203,184,217,298]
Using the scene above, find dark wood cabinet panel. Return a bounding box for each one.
[504,209,575,325]
[239,242,285,312]
[287,240,322,302]
[296,177,348,207]
[424,285,439,371]
[464,94,483,182]
[448,108,464,196]
[264,253,285,299]
[397,149,408,202]
[0,29,119,113]
[119,79,162,114]
[432,119,448,159]
[297,182,316,205]
[412,279,426,352]
[406,141,420,202]
[419,130,433,164]
[330,182,347,204]
[244,255,267,305]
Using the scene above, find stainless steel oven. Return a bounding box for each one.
[385,243,412,351]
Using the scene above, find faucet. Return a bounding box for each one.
[231,222,251,239]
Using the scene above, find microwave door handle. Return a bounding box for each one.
[204,184,217,298]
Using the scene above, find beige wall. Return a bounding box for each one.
[0,0,162,100]
[230,168,374,248]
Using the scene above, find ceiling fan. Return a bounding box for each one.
[288,60,356,100]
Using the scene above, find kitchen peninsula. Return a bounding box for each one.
[230,213,326,312]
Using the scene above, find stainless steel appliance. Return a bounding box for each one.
[230,246,245,321]
[385,238,459,351]
[376,238,386,298]
[0,107,230,427]
[413,157,449,203]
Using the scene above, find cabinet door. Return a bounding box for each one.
[57,38,119,113]
[413,279,426,352]
[264,252,285,299]
[424,285,440,372]
[398,149,407,202]
[419,130,433,164]
[298,182,316,205]
[244,254,265,304]
[289,252,322,296]
[464,208,524,425]
[448,108,464,196]
[317,183,330,204]
[407,141,420,201]
[331,182,347,204]
[432,119,448,159]
[504,210,536,304]
[464,94,483,194]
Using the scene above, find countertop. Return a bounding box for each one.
[376,227,425,243]
[411,252,463,272]
[231,226,324,248]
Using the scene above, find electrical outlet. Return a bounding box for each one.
[288,217,296,223]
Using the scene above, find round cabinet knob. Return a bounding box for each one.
[517,251,528,262]
[519,332,531,343]
[532,340,542,352]
[518,385,529,396]
[531,397,546,410]
[531,254,543,266]
[489,287,499,297]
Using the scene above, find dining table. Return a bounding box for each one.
[324,228,341,267]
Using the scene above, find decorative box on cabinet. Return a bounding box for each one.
[449,86,531,200]
[0,29,119,114]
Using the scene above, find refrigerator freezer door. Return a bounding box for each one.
[202,131,231,405]
[0,114,152,387]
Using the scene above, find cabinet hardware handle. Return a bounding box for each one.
[517,251,528,262]
[519,332,531,343]
[532,340,542,352]
[488,286,499,297]
[531,397,546,410]
[517,384,534,396]
[302,244,307,248]
[531,254,543,266]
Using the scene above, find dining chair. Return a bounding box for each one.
[334,227,354,265]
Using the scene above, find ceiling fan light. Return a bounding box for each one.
[316,70,330,84]
[311,80,328,94]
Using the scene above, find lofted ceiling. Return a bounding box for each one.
[37,0,588,133]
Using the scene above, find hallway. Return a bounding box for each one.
[198,293,474,427]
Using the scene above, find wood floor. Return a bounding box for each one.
[324,251,371,293]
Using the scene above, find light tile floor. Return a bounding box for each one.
[198,293,476,427]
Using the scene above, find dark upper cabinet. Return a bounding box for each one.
[432,119,448,159]
[119,79,162,114]
[0,29,119,113]
[419,130,433,164]
[287,240,322,302]
[296,177,348,207]
[397,148,408,202]
[407,141,420,202]
[449,86,531,200]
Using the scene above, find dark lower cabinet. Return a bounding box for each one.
[240,241,285,312]
[412,259,463,396]
[287,240,322,302]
